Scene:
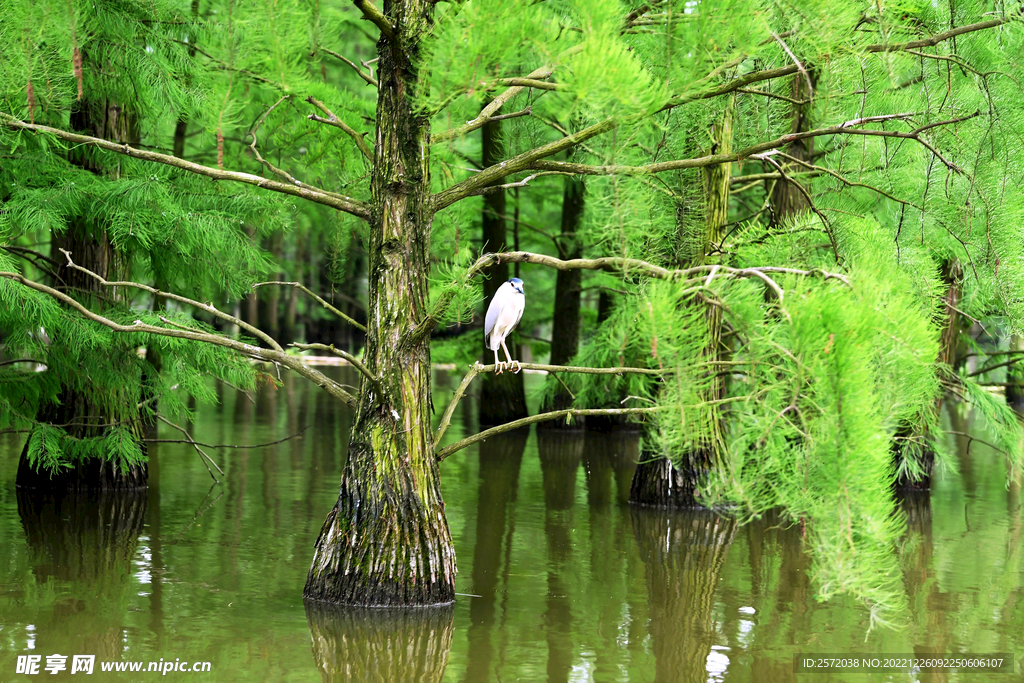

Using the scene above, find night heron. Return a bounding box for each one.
[484,277,525,374]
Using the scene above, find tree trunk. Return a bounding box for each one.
[17,98,147,490]
[1006,334,1024,406]
[771,72,816,221]
[629,95,733,508]
[479,108,528,425]
[304,0,456,606]
[541,172,585,422]
[894,260,961,490]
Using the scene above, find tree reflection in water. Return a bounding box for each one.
[17,488,148,660]
[631,507,737,683]
[305,601,455,682]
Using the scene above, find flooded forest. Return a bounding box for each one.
[2,0,1024,681]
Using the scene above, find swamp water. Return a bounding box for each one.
[0,367,1021,682]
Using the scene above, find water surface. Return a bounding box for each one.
[1,368,1021,681]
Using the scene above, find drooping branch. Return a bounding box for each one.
[0,112,371,219]
[251,280,366,332]
[353,0,395,41]
[59,248,284,351]
[158,415,225,483]
[0,269,358,409]
[409,251,848,345]
[305,96,374,161]
[436,407,660,461]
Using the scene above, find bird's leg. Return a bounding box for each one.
[493,348,505,375]
[501,340,521,374]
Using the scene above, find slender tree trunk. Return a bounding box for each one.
[479,109,528,424]
[894,260,961,490]
[304,0,456,606]
[629,96,733,508]
[541,171,585,422]
[771,72,816,221]
[17,98,147,490]
[1006,334,1024,405]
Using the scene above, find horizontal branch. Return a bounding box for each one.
[436,407,659,461]
[863,16,1015,53]
[0,270,358,409]
[410,251,848,345]
[527,113,978,176]
[0,113,370,219]
[432,360,671,447]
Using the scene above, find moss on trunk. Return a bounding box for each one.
[304,0,457,607]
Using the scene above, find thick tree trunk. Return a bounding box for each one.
[479,111,528,424]
[629,96,733,508]
[894,260,961,490]
[17,99,147,490]
[304,0,456,606]
[541,173,585,422]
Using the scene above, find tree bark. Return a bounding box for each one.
[17,97,147,490]
[479,109,528,425]
[771,71,816,221]
[304,0,456,606]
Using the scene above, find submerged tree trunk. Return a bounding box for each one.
[17,98,147,490]
[629,96,733,508]
[304,0,456,606]
[479,110,528,425]
[541,171,586,423]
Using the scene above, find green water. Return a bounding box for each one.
[1,368,1022,681]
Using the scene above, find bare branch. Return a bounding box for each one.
[0,113,370,219]
[158,415,224,482]
[431,45,583,144]
[353,0,395,40]
[321,48,378,87]
[771,30,814,99]
[864,16,1017,53]
[247,95,315,188]
[291,342,378,385]
[467,171,570,196]
[737,87,809,105]
[251,280,366,332]
[774,151,922,209]
[146,425,309,449]
[305,96,374,161]
[436,407,659,461]
[525,113,979,177]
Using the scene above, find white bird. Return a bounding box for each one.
[484,277,525,375]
